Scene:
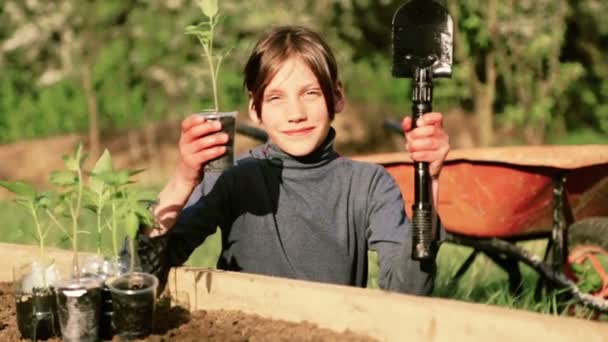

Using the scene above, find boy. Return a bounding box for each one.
[136,25,450,296]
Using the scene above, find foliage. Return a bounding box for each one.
[85,149,155,263]
[0,180,52,261]
[0,0,607,147]
[1,142,154,277]
[185,0,228,112]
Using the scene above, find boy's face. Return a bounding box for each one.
[249,58,342,157]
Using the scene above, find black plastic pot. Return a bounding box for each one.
[15,287,60,340]
[198,111,237,172]
[55,277,103,342]
[107,272,158,340]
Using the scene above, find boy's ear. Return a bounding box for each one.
[248,92,261,124]
[334,81,346,114]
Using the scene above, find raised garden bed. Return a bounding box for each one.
[1,243,607,341]
[0,282,373,341]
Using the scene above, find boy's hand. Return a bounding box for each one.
[176,114,229,186]
[401,112,450,179]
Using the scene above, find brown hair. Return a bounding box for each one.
[244,25,340,119]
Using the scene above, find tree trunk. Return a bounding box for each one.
[448,0,498,147]
[477,51,497,147]
[82,62,100,160]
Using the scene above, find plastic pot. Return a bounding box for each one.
[55,276,103,342]
[106,272,158,340]
[13,261,61,340]
[80,255,126,340]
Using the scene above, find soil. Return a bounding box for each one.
[0,282,376,342]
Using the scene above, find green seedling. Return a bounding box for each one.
[0,181,52,263]
[86,150,154,272]
[46,142,89,279]
[185,0,229,112]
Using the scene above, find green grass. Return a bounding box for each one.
[547,128,608,145]
[0,199,604,319]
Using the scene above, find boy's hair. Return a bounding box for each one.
[244,25,340,120]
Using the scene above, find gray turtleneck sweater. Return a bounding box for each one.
[138,129,435,296]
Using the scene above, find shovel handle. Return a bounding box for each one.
[411,67,435,261]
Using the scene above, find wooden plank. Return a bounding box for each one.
[167,267,608,342]
[1,243,607,342]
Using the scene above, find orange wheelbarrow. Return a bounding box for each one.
[356,124,608,313]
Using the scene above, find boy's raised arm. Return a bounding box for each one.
[144,114,230,237]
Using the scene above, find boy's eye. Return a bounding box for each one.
[265,95,282,102]
[304,90,321,98]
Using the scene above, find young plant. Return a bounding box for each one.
[46,143,89,279]
[0,181,52,264]
[86,150,154,272]
[85,149,113,256]
[185,0,229,112]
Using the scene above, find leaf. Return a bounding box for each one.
[49,171,77,186]
[93,149,113,173]
[0,180,36,198]
[134,206,154,227]
[124,211,140,240]
[89,149,113,194]
[63,155,80,172]
[128,169,146,177]
[34,194,52,209]
[136,190,158,203]
[53,202,68,216]
[199,0,218,18]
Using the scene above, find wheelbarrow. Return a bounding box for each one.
[372,119,608,313]
[236,121,608,313]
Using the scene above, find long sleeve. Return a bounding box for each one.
[133,172,231,293]
[366,169,436,296]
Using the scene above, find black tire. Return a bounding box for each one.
[568,217,608,251]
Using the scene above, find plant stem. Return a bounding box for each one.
[46,209,71,241]
[96,193,104,256]
[205,47,219,112]
[203,17,218,112]
[72,168,84,279]
[112,202,118,259]
[129,237,135,273]
[30,202,45,261]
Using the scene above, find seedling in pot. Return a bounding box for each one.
[78,147,158,340]
[186,0,237,173]
[106,200,158,340]
[0,180,61,340]
[82,148,154,339]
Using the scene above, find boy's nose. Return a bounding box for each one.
[286,99,307,122]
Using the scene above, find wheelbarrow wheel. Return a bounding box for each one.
[565,217,608,317]
[568,217,608,250]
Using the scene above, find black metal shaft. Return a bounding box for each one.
[411,67,434,261]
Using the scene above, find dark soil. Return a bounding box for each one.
[0,282,375,341]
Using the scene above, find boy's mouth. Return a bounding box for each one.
[283,126,315,136]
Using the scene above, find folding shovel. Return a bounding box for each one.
[392,0,453,261]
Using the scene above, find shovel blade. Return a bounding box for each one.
[392,0,453,78]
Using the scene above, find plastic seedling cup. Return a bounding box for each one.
[80,255,126,340]
[13,261,61,340]
[106,272,159,340]
[55,276,103,342]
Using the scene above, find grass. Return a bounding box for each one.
[0,198,604,320]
